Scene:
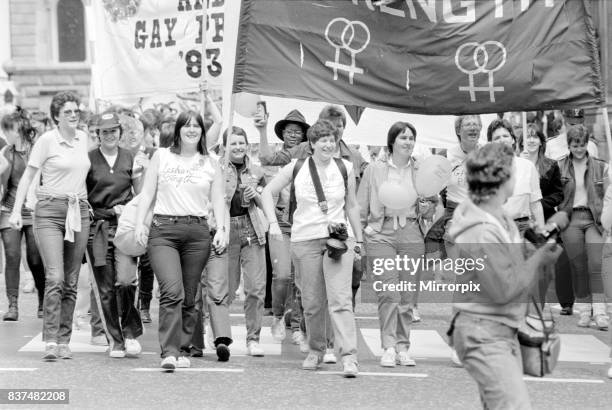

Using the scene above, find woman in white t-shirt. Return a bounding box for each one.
[9,91,91,361]
[261,119,363,378]
[134,110,227,371]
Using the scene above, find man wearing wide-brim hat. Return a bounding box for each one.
[272,109,310,149]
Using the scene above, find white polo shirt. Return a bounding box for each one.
[29,129,91,199]
[502,156,542,219]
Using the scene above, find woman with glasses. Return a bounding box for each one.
[9,91,91,361]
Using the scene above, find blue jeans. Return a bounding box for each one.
[34,198,90,344]
[147,216,211,358]
[227,215,266,343]
[560,208,604,307]
[269,232,303,332]
[452,313,531,410]
[201,242,233,346]
[2,224,45,304]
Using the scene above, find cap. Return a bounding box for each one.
[97,112,121,130]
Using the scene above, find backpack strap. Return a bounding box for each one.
[288,158,306,225]
[333,157,348,193]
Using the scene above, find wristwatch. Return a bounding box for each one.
[354,242,363,254]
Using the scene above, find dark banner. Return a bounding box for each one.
[233,0,604,115]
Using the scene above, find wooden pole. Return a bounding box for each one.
[200,3,208,120]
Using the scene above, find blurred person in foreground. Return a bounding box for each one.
[447,143,562,409]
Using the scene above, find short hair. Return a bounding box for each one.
[170,110,208,156]
[222,126,249,147]
[307,119,339,145]
[454,115,482,140]
[466,143,515,204]
[0,107,36,145]
[387,121,417,154]
[49,91,80,125]
[486,118,516,144]
[318,105,346,127]
[566,124,589,146]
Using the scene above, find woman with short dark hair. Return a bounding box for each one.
[448,142,561,408]
[558,125,609,329]
[261,119,363,377]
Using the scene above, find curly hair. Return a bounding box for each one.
[307,119,340,145]
[0,107,36,145]
[49,91,80,125]
[318,105,346,127]
[466,143,515,204]
[486,118,516,145]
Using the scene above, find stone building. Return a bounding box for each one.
[2,0,91,112]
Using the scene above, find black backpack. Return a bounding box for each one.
[286,157,347,225]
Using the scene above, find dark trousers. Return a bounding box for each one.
[147,218,211,358]
[138,252,154,310]
[87,224,143,349]
[2,225,45,304]
[554,246,574,308]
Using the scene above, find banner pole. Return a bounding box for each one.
[602,106,612,172]
[200,3,208,120]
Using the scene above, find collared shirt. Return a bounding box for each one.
[29,129,90,199]
[384,157,417,219]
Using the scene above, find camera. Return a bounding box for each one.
[326,223,349,260]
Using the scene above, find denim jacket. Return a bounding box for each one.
[220,155,267,245]
[558,154,609,232]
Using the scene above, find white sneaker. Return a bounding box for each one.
[323,348,337,364]
[204,323,215,350]
[397,351,416,366]
[22,277,35,293]
[125,338,142,356]
[380,347,396,367]
[247,341,264,357]
[271,318,286,342]
[450,349,463,367]
[577,311,592,327]
[176,356,191,368]
[292,331,308,353]
[161,356,176,371]
[109,349,126,358]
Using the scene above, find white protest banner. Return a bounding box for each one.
[90,0,225,103]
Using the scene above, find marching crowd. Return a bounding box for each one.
[1,90,611,405]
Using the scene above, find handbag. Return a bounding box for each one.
[113,194,154,257]
[517,297,561,377]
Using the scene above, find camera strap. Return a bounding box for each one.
[308,157,329,214]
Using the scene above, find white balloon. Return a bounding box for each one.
[378,181,417,210]
[415,155,451,197]
[234,93,261,118]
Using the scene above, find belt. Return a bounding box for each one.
[572,206,591,212]
[153,214,208,224]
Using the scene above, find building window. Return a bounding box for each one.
[57,0,86,62]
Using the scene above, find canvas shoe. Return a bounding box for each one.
[342,358,359,378]
[397,351,416,366]
[125,338,142,356]
[58,344,72,359]
[380,347,396,368]
[43,343,58,361]
[247,341,264,357]
[177,356,191,368]
[302,352,322,370]
[109,349,126,358]
[323,348,337,364]
[593,315,609,331]
[271,317,286,342]
[577,311,592,327]
[161,356,176,371]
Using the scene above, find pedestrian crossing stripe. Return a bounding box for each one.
[18,326,611,363]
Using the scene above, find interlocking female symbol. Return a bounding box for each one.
[324,18,371,85]
[455,41,507,103]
